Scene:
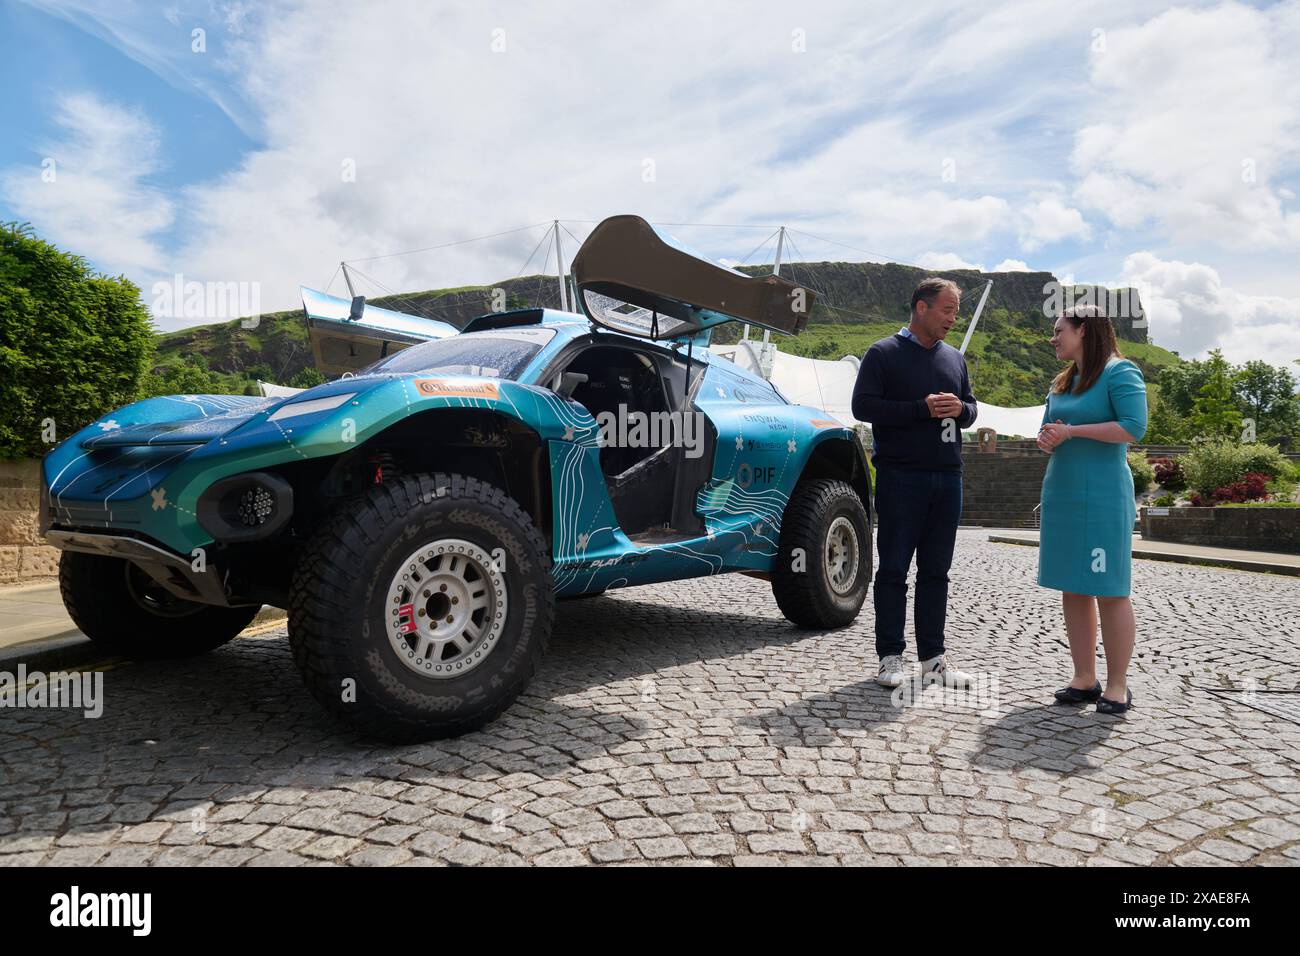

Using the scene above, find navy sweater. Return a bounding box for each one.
[851,333,978,472]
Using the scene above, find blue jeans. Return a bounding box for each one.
[873,467,963,661]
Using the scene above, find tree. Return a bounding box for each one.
[1144,390,1190,444]
[0,222,155,460]
[1234,360,1299,443]
[1190,349,1243,440]
[1155,359,1216,418]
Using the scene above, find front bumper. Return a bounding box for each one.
[46,529,248,607]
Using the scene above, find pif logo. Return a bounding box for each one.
[413,379,500,399]
[737,463,777,489]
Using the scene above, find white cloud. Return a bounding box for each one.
[5,0,1036,326]
[1071,1,1300,249]
[23,0,263,136]
[916,251,984,272]
[0,93,173,278]
[992,258,1032,272]
[1017,197,1091,251]
[1120,251,1300,364]
[4,0,1299,373]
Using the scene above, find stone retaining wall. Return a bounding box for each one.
[959,446,1048,528]
[0,460,58,584]
[1140,505,1300,554]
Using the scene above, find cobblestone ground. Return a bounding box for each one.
[3,532,1299,867]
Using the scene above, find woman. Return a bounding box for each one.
[1036,305,1148,715]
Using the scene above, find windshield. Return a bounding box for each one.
[361,328,555,379]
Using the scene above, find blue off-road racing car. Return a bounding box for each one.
[42,215,873,741]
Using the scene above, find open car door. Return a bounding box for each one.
[569,215,814,341]
[301,286,458,376]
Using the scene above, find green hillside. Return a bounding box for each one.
[769,310,1181,407]
[153,261,1182,406]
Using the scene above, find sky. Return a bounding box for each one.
[1,0,1299,369]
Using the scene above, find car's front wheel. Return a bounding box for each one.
[59,552,260,658]
[288,472,553,742]
[771,478,871,628]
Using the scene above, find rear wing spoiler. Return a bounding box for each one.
[570,215,814,341]
[301,286,457,376]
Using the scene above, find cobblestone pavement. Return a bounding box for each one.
[3,531,1299,867]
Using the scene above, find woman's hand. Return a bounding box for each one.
[1037,420,1072,453]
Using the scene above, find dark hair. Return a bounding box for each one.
[1051,305,1122,395]
[911,277,961,313]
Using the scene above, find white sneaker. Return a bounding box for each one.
[877,655,906,688]
[920,654,975,689]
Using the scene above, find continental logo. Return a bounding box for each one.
[810,419,841,428]
[412,379,500,399]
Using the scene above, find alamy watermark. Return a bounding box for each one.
[151,273,261,327]
[1042,281,1147,328]
[0,666,103,719]
[890,671,1002,715]
[50,886,150,936]
[594,405,707,459]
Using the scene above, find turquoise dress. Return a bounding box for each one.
[1038,357,1148,597]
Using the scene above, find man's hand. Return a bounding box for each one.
[925,392,964,419]
[1037,419,1072,453]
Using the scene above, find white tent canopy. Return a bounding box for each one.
[258,381,305,398]
[712,343,1046,439]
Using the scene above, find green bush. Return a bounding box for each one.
[1128,452,1155,494]
[1153,492,1176,507]
[1179,440,1290,496]
[0,223,155,460]
[288,367,326,389]
[1267,471,1298,502]
[1239,444,1291,479]
[139,355,226,398]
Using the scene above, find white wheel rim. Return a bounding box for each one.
[824,516,860,596]
[385,538,507,679]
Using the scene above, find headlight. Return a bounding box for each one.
[265,392,356,422]
[197,472,294,543]
[236,485,275,527]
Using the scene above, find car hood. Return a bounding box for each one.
[78,395,281,448]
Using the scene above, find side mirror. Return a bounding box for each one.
[348,295,366,321]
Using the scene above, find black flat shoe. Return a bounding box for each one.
[1053,681,1103,704]
[1096,689,1133,715]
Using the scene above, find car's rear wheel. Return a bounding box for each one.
[59,551,260,658]
[771,478,871,628]
[288,472,553,742]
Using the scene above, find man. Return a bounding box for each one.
[851,277,978,690]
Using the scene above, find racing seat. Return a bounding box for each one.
[559,347,679,534]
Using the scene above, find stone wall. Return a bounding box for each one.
[0,460,58,584]
[959,446,1048,528]
[1140,506,1300,554]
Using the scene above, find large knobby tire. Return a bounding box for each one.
[288,472,554,743]
[59,551,260,659]
[771,478,872,628]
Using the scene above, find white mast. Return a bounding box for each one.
[959,280,993,355]
[341,261,357,298]
[553,220,569,312]
[764,226,785,349]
